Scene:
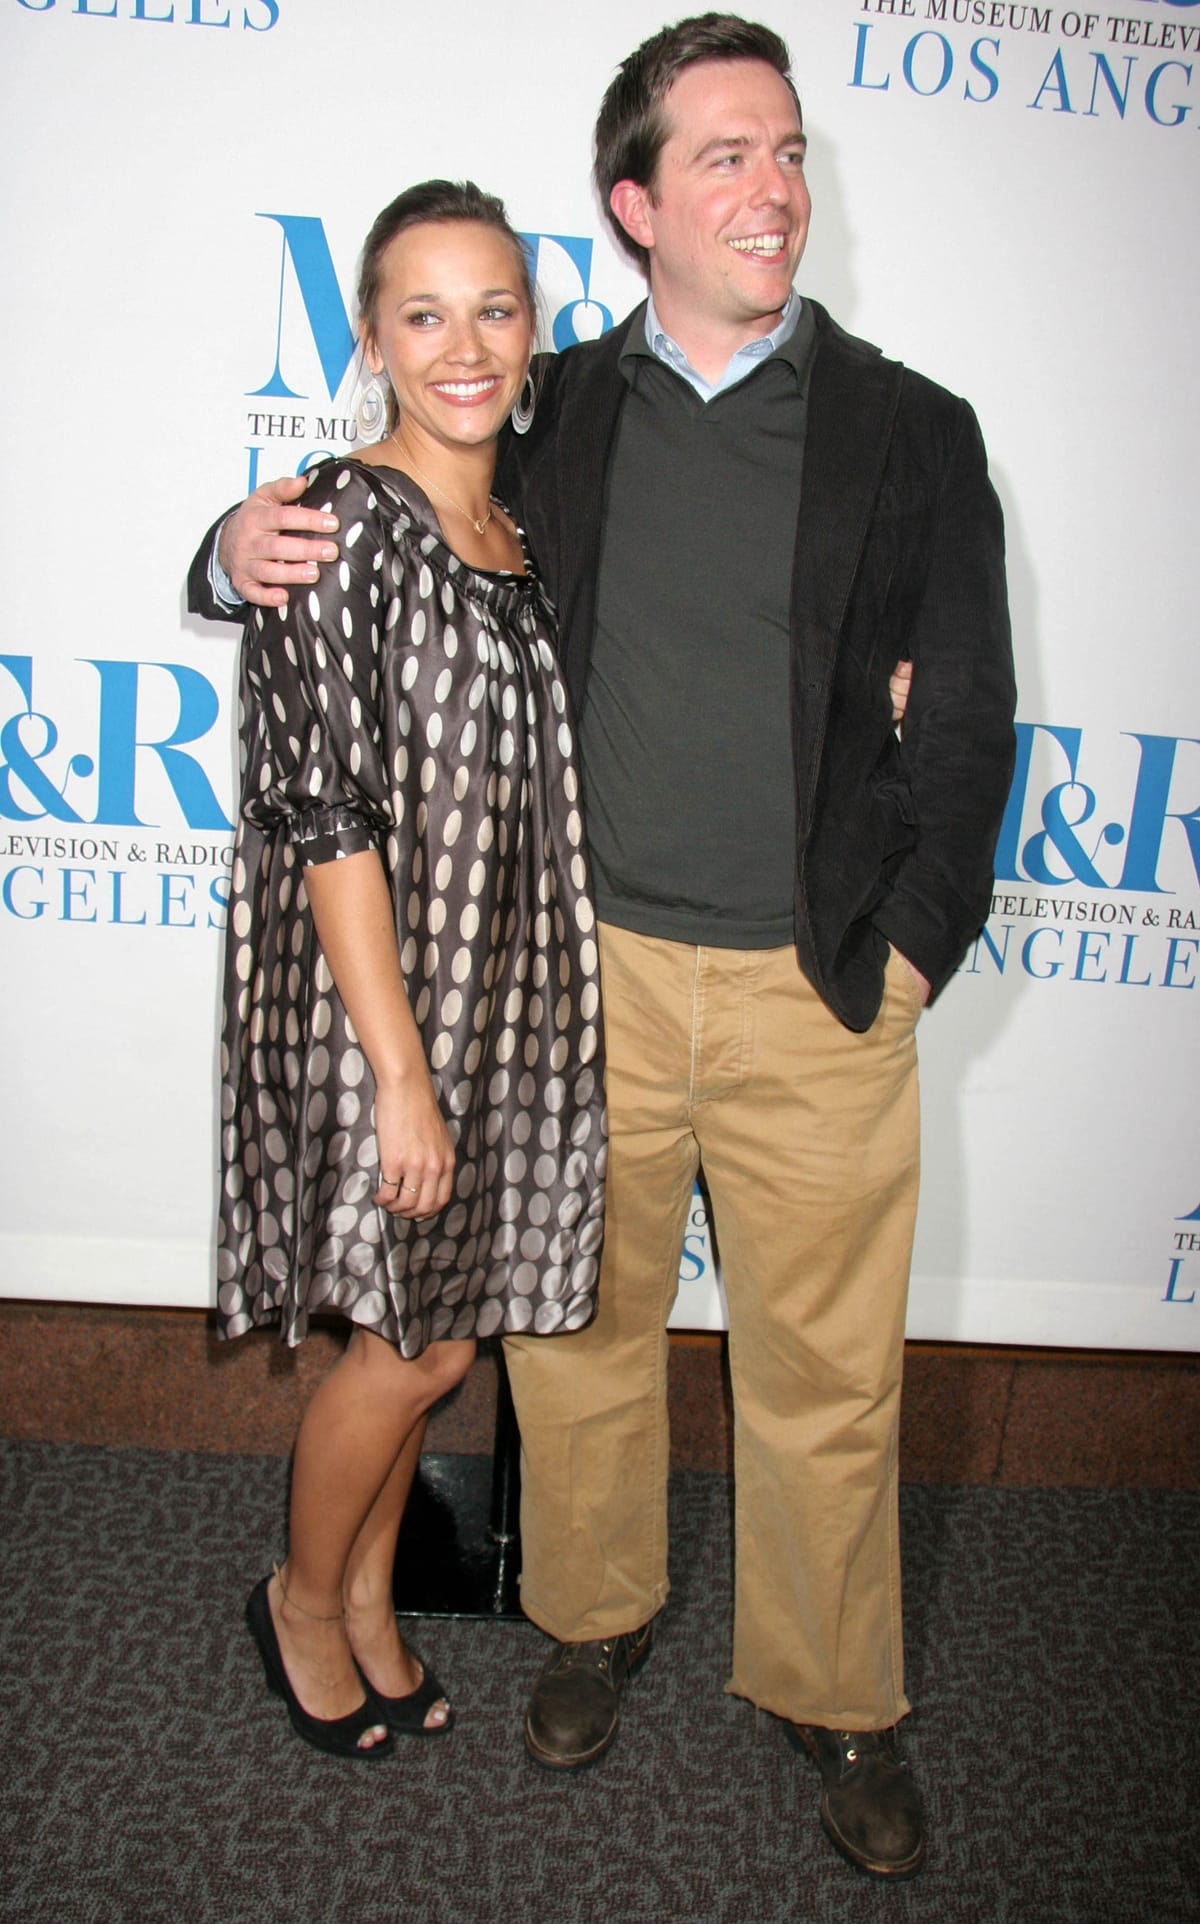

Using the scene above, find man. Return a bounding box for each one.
[190,15,1015,1879]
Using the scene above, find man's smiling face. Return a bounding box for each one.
[610,57,811,356]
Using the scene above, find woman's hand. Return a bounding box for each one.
[890,659,913,729]
[373,1073,456,1219]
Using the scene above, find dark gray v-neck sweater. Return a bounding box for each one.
[578,305,815,948]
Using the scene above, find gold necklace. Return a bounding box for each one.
[387,435,493,536]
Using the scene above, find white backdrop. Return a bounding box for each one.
[1,0,1197,1349]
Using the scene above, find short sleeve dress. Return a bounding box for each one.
[215,459,606,1359]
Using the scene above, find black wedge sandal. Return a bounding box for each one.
[360,1646,455,1737]
[245,1572,394,1762]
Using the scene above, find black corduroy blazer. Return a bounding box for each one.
[496,300,1016,1032]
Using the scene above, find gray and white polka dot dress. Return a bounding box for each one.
[216,460,606,1357]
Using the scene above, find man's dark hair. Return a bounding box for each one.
[593,14,802,271]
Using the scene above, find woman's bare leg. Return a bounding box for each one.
[343,1420,448,1725]
[343,1333,475,1726]
[268,1329,474,1746]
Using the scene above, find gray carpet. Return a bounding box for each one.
[1,1441,1197,1924]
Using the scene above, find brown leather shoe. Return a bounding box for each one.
[524,1624,653,1768]
[787,1723,926,1878]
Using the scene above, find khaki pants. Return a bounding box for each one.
[505,922,922,1729]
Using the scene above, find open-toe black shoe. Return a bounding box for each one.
[360,1645,455,1737]
[245,1576,394,1761]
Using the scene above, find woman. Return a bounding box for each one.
[218,181,606,1758]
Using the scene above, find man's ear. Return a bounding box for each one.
[609,179,656,253]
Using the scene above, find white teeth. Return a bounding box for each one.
[729,235,786,255]
[435,379,497,396]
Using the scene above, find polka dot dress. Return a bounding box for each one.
[216,460,606,1358]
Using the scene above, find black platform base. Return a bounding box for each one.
[392,1452,524,1619]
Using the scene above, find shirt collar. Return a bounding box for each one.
[635,289,803,401]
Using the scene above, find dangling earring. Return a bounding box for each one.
[510,371,536,436]
[355,372,389,443]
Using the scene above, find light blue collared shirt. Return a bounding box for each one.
[643,289,801,401]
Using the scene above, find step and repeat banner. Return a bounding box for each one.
[1,0,1196,1348]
